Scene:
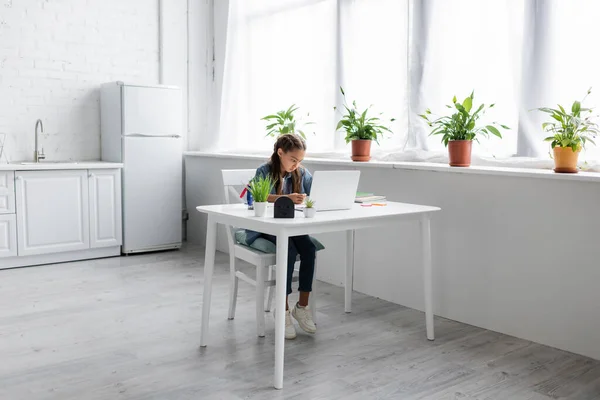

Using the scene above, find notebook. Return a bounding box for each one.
[355,192,386,203]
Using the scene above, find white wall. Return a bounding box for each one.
[0,0,159,162]
[185,154,600,361]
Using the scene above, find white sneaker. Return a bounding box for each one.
[284,309,296,340]
[292,303,316,334]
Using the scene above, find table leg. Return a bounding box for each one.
[274,232,288,389]
[421,215,434,341]
[200,216,217,347]
[345,229,354,313]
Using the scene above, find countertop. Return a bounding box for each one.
[0,161,123,171]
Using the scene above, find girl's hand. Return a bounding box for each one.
[288,193,306,204]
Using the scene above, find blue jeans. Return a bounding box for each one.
[262,234,316,295]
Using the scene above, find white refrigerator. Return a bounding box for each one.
[100,82,183,254]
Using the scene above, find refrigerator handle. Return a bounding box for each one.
[123,133,181,138]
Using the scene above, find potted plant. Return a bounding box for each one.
[304,197,316,218]
[248,175,273,217]
[535,88,598,173]
[261,104,314,139]
[419,91,509,167]
[335,87,394,162]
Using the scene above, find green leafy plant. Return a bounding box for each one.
[248,175,273,203]
[536,88,598,152]
[419,91,509,147]
[335,87,395,144]
[261,104,314,139]
[304,197,315,208]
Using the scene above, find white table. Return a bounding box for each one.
[196,202,440,389]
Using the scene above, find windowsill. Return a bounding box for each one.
[184,151,600,183]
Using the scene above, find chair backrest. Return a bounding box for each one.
[221,169,256,204]
[221,169,257,251]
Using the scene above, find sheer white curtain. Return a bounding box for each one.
[214,0,600,164]
[535,1,600,163]
[339,0,410,153]
[217,0,337,153]
[217,0,409,154]
[410,0,600,163]
[410,0,524,159]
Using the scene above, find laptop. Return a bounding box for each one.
[303,170,361,211]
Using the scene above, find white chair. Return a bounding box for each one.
[221,169,318,337]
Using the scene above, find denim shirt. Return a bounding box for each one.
[254,163,313,196]
[244,163,313,244]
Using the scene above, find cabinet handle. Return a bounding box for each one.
[89,173,95,178]
[16,176,23,181]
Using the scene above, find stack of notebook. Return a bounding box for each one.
[355,192,387,203]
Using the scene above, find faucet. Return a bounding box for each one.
[34,119,45,162]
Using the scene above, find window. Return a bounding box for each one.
[531,1,600,163]
[213,0,600,165]
[339,0,410,152]
[217,0,337,152]
[411,0,524,159]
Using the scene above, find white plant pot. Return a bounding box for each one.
[304,207,316,218]
[254,202,268,217]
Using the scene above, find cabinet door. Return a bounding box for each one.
[89,169,122,248]
[0,214,17,258]
[0,171,15,214]
[16,170,89,256]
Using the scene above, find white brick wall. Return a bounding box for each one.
[0,0,159,162]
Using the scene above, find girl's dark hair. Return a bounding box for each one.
[269,134,307,194]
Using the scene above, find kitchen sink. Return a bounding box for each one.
[17,161,79,165]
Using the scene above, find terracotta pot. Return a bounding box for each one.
[448,140,473,167]
[553,146,580,173]
[351,140,372,162]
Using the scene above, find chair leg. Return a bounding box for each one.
[309,257,317,325]
[256,264,266,337]
[227,254,239,320]
[265,265,274,312]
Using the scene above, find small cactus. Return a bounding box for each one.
[305,198,315,208]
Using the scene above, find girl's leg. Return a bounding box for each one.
[290,235,316,306]
[290,235,317,334]
[262,234,298,310]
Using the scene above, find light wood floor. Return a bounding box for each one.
[0,245,598,400]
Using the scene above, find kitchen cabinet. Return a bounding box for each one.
[0,171,15,214]
[89,169,122,248]
[15,170,90,256]
[0,163,123,268]
[0,214,17,258]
